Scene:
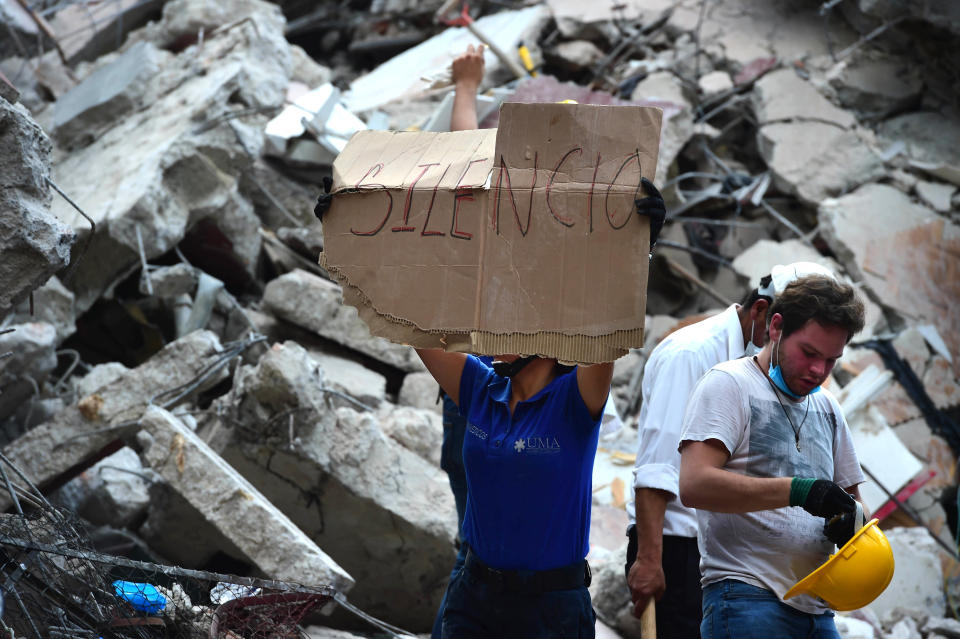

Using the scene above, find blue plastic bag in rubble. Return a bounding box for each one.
[113,580,166,614]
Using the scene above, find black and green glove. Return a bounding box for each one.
[791,477,859,546]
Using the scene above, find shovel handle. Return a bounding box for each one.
[641,600,656,639]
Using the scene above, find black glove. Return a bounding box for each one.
[313,176,334,222]
[635,177,665,256]
[792,478,856,520]
[824,512,857,547]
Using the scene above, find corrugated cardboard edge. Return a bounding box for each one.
[322,253,642,364]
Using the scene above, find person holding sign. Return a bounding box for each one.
[416,350,612,638]
[678,275,867,638]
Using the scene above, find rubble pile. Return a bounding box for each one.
[0,0,958,636]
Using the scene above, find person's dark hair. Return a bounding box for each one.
[741,274,773,307]
[769,275,865,342]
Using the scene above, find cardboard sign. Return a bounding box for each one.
[320,102,662,363]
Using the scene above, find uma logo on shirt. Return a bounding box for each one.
[514,436,561,454]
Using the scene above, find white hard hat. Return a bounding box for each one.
[757,262,837,300]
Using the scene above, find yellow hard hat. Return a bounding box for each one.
[784,514,895,611]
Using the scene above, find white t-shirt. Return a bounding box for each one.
[679,356,864,614]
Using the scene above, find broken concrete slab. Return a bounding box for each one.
[308,350,387,407]
[8,276,76,344]
[757,121,884,204]
[879,111,960,169]
[753,68,856,128]
[141,263,198,298]
[820,183,960,374]
[398,371,441,415]
[53,446,153,528]
[46,0,165,63]
[867,527,946,625]
[731,238,840,286]
[75,361,130,398]
[211,341,456,630]
[698,70,733,98]
[547,0,672,40]
[379,405,443,467]
[137,404,354,590]
[826,57,922,119]
[54,41,169,150]
[0,98,74,314]
[262,269,422,372]
[0,322,58,424]
[50,4,292,312]
[0,330,229,511]
[923,356,959,411]
[547,40,605,72]
[916,180,956,213]
[923,617,960,639]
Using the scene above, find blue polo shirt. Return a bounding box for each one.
[458,356,602,571]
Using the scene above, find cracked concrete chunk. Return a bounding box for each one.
[54,41,167,149]
[0,99,74,313]
[309,350,387,407]
[915,180,956,213]
[398,371,442,415]
[548,40,605,71]
[213,341,455,630]
[379,405,443,466]
[867,527,945,625]
[138,404,353,590]
[698,70,733,97]
[8,276,76,344]
[263,269,422,372]
[878,112,960,168]
[0,330,229,511]
[923,617,960,639]
[54,446,153,528]
[827,58,922,119]
[753,69,856,128]
[820,183,960,373]
[758,122,883,203]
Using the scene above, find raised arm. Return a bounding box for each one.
[415,349,468,406]
[577,362,614,420]
[450,44,485,132]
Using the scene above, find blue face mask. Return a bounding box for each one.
[768,339,821,398]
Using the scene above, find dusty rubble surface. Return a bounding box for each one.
[1,0,959,636]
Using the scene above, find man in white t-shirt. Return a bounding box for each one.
[625,262,834,638]
[678,274,866,639]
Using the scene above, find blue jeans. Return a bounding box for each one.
[432,395,470,639]
[701,580,840,639]
[441,564,595,639]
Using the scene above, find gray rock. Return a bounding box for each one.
[379,405,443,466]
[915,180,956,213]
[819,183,958,364]
[827,58,922,119]
[137,405,354,590]
[0,99,74,314]
[277,223,324,258]
[0,322,58,388]
[878,112,960,168]
[753,68,856,128]
[49,5,291,313]
[8,276,76,344]
[758,122,883,204]
[213,341,456,630]
[549,40,605,71]
[866,527,945,625]
[398,371,441,415]
[263,269,422,372]
[54,41,168,149]
[141,263,198,298]
[923,617,960,639]
[309,350,387,407]
[0,330,229,511]
[55,446,153,528]
[884,618,920,639]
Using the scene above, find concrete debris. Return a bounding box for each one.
[263,269,423,372]
[398,371,442,415]
[0,330,229,511]
[0,0,958,632]
[137,404,354,590]
[867,527,946,625]
[53,445,154,528]
[211,341,456,628]
[0,98,74,314]
[923,618,960,639]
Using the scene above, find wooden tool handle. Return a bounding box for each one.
[641,600,656,639]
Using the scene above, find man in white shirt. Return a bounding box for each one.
[626,262,835,638]
[678,274,866,639]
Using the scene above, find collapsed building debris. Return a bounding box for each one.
[0,0,958,635]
